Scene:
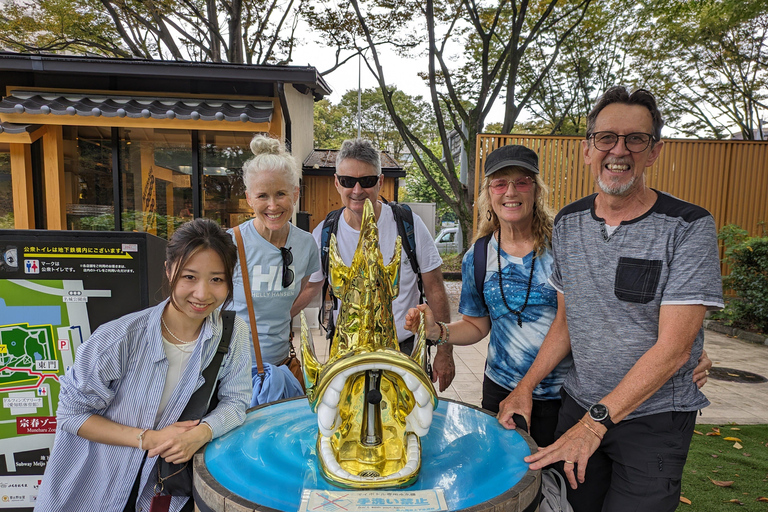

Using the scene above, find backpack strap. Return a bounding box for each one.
[473,233,493,302]
[319,208,345,340]
[388,202,424,304]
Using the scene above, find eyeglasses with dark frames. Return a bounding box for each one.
[279,246,294,288]
[336,174,380,189]
[488,176,535,194]
[589,132,655,153]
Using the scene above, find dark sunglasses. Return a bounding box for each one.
[336,174,379,189]
[279,246,294,288]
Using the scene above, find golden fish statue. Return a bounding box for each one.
[300,199,438,489]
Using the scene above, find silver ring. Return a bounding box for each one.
[705,370,710,376]
[564,460,575,465]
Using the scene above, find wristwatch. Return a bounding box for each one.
[588,403,615,428]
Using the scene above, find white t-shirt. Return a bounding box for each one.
[156,336,198,426]
[309,203,442,343]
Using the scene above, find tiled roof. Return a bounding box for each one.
[0,121,39,134]
[0,90,273,123]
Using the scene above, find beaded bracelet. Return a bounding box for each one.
[435,321,450,346]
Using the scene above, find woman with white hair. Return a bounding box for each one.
[229,135,319,403]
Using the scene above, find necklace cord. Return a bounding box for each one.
[496,229,536,328]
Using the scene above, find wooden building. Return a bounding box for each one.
[0,52,330,238]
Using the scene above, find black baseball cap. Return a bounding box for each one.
[484,145,539,176]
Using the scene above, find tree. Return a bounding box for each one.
[0,0,304,64]
[631,0,768,139]
[307,0,593,249]
[517,0,636,135]
[313,86,440,158]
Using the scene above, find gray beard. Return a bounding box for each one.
[597,174,636,196]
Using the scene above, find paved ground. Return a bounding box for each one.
[304,280,768,425]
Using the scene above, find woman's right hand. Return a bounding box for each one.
[404,304,440,340]
[497,389,533,432]
[142,420,200,453]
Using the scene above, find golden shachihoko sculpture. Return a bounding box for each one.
[301,199,438,489]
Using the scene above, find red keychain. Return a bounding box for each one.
[149,494,172,512]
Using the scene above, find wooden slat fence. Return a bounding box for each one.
[474,135,768,241]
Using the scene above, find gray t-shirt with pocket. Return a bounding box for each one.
[550,191,724,419]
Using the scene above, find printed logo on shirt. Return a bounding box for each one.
[250,264,296,296]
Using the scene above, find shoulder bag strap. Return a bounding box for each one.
[233,225,264,375]
[176,310,236,421]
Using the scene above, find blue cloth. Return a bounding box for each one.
[34,300,252,512]
[228,221,320,365]
[250,363,305,407]
[459,239,571,400]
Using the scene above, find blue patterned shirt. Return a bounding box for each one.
[459,238,571,400]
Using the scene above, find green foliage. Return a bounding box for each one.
[679,424,768,511]
[75,212,186,240]
[0,0,301,63]
[0,213,14,229]
[439,252,462,273]
[313,86,438,161]
[631,0,768,139]
[716,224,768,333]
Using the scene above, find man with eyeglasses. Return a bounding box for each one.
[498,87,723,512]
[294,138,456,392]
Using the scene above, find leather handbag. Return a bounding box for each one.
[156,311,235,497]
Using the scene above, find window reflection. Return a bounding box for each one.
[63,127,113,231]
[0,144,11,228]
[119,128,192,239]
[199,131,256,228]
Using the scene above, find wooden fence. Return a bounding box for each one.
[474,134,768,239]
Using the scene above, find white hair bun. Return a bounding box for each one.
[250,135,281,156]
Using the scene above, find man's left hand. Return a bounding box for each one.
[693,349,712,389]
[431,346,455,392]
[525,415,604,489]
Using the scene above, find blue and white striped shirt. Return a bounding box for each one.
[35,300,251,512]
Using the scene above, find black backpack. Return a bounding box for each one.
[318,200,424,340]
[473,233,493,299]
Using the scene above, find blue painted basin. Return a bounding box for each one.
[204,398,535,511]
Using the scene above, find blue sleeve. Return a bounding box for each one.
[458,245,489,318]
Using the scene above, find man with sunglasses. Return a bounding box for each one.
[294,138,456,392]
[499,87,723,512]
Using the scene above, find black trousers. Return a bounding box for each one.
[481,375,561,447]
[556,390,696,512]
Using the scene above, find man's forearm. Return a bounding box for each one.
[599,304,706,424]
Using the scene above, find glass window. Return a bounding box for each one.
[0,144,12,228]
[120,128,192,239]
[199,131,256,229]
[62,127,114,231]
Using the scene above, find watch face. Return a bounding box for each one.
[590,403,608,421]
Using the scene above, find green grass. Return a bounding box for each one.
[678,424,768,510]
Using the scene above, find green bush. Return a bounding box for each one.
[716,224,768,333]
